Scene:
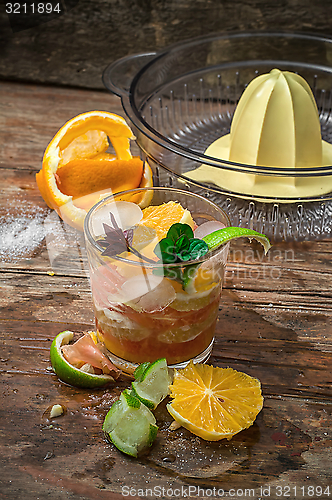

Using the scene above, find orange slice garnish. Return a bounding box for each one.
[139,201,194,240]
[36,111,152,230]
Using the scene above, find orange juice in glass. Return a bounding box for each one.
[84,187,229,373]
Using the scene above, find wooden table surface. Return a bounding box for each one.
[1,80,332,500]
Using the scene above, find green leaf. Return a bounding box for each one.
[154,238,177,263]
[164,266,184,283]
[152,265,183,284]
[176,249,192,262]
[188,238,209,260]
[174,235,190,261]
[175,234,190,253]
[167,223,193,243]
[152,266,164,277]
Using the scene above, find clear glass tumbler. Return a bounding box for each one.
[84,187,230,373]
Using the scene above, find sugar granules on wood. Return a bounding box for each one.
[0,202,48,261]
[0,201,80,263]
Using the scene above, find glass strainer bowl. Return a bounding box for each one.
[103,32,332,241]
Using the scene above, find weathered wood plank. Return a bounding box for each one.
[1,330,331,498]
[0,81,132,171]
[1,0,332,89]
[1,311,331,496]
[1,272,331,398]
[1,81,332,499]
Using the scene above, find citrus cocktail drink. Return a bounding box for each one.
[84,187,229,373]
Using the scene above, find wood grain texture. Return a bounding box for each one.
[0,81,128,171]
[2,1,332,88]
[1,82,332,499]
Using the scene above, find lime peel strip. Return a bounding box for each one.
[202,227,271,254]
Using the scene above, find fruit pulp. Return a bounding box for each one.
[90,267,222,366]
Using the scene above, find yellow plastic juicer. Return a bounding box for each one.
[103,32,332,241]
[186,69,332,199]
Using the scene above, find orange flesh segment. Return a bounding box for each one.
[139,201,195,239]
[56,157,144,199]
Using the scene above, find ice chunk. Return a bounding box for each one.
[127,276,176,312]
[120,273,164,301]
[194,221,226,239]
[91,201,143,237]
[90,264,125,308]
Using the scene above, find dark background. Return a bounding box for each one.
[1,0,332,90]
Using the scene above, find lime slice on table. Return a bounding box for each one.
[183,227,271,292]
[50,330,115,388]
[131,358,172,410]
[103,389,158,457]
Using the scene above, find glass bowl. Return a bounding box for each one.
[103,32,332,241]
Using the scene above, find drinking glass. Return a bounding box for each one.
[84,187,230,373]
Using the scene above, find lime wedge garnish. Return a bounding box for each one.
[181,227,271,292]
[131,358,172,410]
[50,331,115,388]
[202,227,271,254]
[103,389,158,457]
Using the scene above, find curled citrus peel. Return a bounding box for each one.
[36,111,152,230]
[50,330,120,388]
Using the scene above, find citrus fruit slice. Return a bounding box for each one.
[202,227,271,254]
[103,389,158,457]
[50,330,118,388]
[36,111,153,230]
[167,361,263,441]
[139,201,194,240]
[182,266,220,295]
[131,358,172,409]
[130,201,195,259]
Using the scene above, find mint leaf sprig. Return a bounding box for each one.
[154,223,209,264]
[153,223,271,289]
[153,223,209,287]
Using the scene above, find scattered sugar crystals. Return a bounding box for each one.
[0,201,85,271]
[0,202,48,261]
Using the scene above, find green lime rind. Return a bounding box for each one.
[133,361,151,383]
[131,358,172,410]
[103,389,158,457]
[122,388,141,409]
[131,386,155,410]
[202,227,271,254]
[50,330,114,389]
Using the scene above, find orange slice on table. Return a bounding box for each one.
[36,111,152,230]
[167,361,263,441]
